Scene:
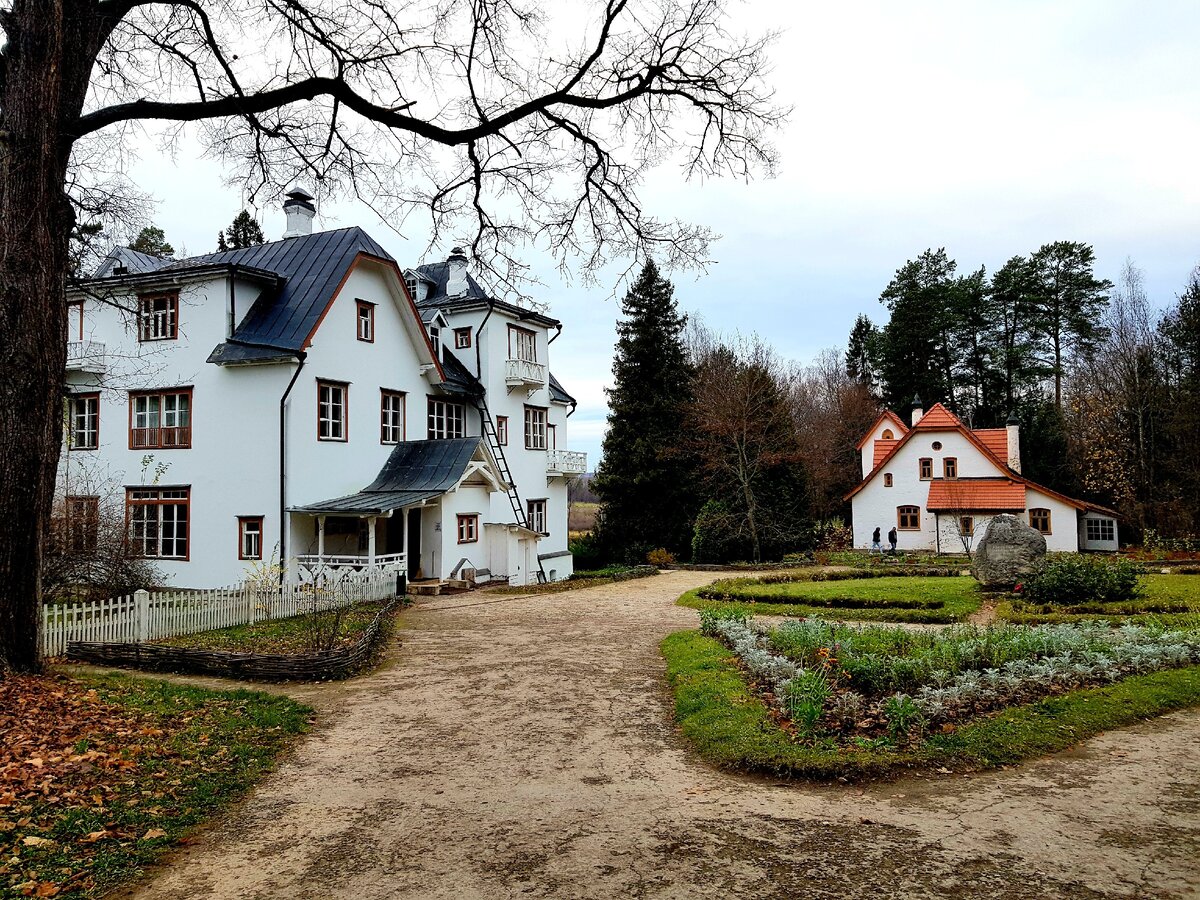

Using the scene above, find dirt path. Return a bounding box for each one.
[123,571,1200,899]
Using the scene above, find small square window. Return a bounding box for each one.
[883,473,893,487]
[454,327,472,349]
[457,514,479,544]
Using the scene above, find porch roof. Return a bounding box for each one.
[291,489,444,516]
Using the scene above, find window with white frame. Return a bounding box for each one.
[356,300,375,342]
[238,516,263,560]
[137,293,179,341]
[1086,517,1115,542]
[317,380,348,441]
[68,393,99,450]
[457,514,479,544]
[524,405,548,450]
[130,389,191,449]
[127,487,189,559]
[429,325,441,357]
[380,390,406,444]
[547,423,557,450]
[427,398,465,439]
[454,327,471,349]
[509,326,537,362]
[496,415,508,445]
[405,276,419,301]
[527,498,547,534]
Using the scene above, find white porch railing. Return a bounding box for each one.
[66,340,107,374]
[504,357,547,387]
[41,567,400,656]
[546,449,587,477]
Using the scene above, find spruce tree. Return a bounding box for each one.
[591,260,695,563]
[217,210,266,252]
[128,225,175,258]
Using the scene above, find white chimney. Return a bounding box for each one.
[282,188,315,238]
[445,247,469,297]
[1006,413,1022,473]
[910,395,924,427]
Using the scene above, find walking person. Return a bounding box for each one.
[871,526,882,555]
[887,526,898,554]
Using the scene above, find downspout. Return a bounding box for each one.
[475,297,496,380]
[278,351,308,584]
[548,322,563,344]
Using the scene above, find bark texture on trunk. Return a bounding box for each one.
[0,0,98,671]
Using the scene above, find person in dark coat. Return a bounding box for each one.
[871,527,882,554]
[887,526,898,553]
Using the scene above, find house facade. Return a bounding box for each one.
[58,191,584,589]
[846,401,1119,554]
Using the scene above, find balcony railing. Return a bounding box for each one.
[66,340,107,374]
[546,449,587,477]
[505,357,547,387]
[131,426,192,449]
[296,552,407,574]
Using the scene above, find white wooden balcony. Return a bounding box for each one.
[505,357,547,388]
[66,340,107,374]
[296,552,407,580]
[546,449,587,477]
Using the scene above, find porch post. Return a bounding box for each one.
[402,508,409,570]
[317,515,326,561]
[367,515,378,565]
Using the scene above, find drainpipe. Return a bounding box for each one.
[278,351,308,584]
[475,298,495,380]
[547,322,563,345]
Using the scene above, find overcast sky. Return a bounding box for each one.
[125,0,1200,469]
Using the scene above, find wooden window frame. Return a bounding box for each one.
[380,389,406,444]
[69,392,100,451]
[881,428,894,440]
[943,457,958,479]
[453,327,472,349]
[65,495,100,554]
[427,397,466,440]
[456,513,479,544]
[125,486,191,560]
[883,473,893,487]
[238,515,264,560]
[136,292,180,342]
[404,276,419,302]
[128,387,193,450]
[919,457,933,480]
[959,515,974,537]
[897,505,920,531]
[355,300,376,343]
[1029,507,1051,535]
[524,405,548,450]
[508,324,538,362]
[527,498,548,535]
[496,415,508,446]
[317,380,349,442]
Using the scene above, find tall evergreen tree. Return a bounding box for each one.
[591,261,696,562]
[127,226,175,258]
[217,210,266,252]
[988,255,1047,414]
[845,314,880,391]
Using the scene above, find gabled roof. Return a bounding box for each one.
[872,439,898,468]
[291,438,494,515]
[438,347,484,397]
[926,479,1026,511]
[415,260,491,303]
[548,372,576,406]
[855,410,909,449]
[93,246,173,278]
[912,403,960,429]
[972,428,1009,462]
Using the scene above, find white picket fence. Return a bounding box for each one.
[42,568,401,657]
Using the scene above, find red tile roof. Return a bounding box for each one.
[972,428,1008,463]
[926,479,1026,511]
[873,439,898,468]
[855,410,909,449]
[915,402,961,429]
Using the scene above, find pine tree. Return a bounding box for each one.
[591,260,695,562]
[845,314,879,390]
[217,210,266,252]
[128,226,175,258]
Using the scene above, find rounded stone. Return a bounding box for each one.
[972,514,1046,588]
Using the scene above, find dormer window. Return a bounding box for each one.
[405,276,419,302]
[356,300,375,342]
[429,325,441,357]
[137,292,179,341]
[881,428,894,440]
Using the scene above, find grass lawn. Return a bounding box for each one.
[678,574,983,623]
[997,574,1200,626]
[0,672,309,898]
[662,629,1200,780]
[156,600,392,654]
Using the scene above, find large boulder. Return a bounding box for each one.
[972,514,1046,588]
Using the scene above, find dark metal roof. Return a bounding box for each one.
[414,260,490,302]
[438,347,484,397]
[93,246,174,277]
[548,372,575,406]
[180,227,391,353]
[291,438,484,514]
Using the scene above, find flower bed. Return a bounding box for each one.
[997,574,1200,626]
[700,611,1200,746]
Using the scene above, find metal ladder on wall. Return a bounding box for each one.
[478,400,548,584]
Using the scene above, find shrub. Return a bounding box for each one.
[1020,556,1145,605]
[812,518,853,552]
[568,531,607,571]
[647,547,677,566]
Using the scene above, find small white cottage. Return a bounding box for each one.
[846,401,1119,553]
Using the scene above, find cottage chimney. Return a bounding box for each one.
[1006,413,1022,474]
[910,395,924,427]
[282,188,316,238]
[445,247,469,298]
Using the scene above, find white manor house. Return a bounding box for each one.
[58,191,585,589]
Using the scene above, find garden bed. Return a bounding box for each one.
[0,672,309,898]
[662,615,1200,780]
[996,574,1200,626]
[678,573,982,623]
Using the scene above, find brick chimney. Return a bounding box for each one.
[282,188,315,238]
[1006,413,1022,473]
[445,247,469,297]
[910,395,924,427]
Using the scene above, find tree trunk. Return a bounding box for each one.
[0,0,97,672]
